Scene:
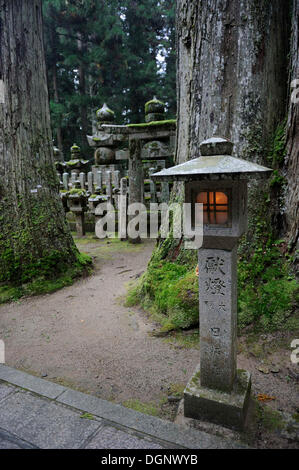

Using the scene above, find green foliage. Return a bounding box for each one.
[127,233,298,334]
[69,188,86,195]
[255,401,285,432]
[238,241,298,331]
[267,120,287,190]
[43,0,176,155]
[122,399,160,417]
[267,119,287,167]
[0,251,92,304]
[126,260,199,332]
[269,169,286,188]
[80,412,95,420]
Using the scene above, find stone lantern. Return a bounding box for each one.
[144,96,166,123]
[152,136,272,429]
[96,103,115,125]
[65,144,89,176]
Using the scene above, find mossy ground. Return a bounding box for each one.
[74,233,147,259]
[122,398,162,417]
[126,236,298,335]
[0,232,150,305]
[126,120,298,335]
[122,383,185,421]
[0,251,92,304]
[125,258,199,333]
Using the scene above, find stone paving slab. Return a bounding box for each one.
[0,365,66,399]
[0,382,15,402]
[57,388,242,449]
[0,365,246,449]
[85,426,165,449]
[0,391,101,449]
[0,427,37,449]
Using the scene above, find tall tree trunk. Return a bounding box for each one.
[284,0,299,251]
[77,33,89,140]
[52,63,63,156]
[176,0,290,161]
[175,0,292,242]
[0,0,79,283]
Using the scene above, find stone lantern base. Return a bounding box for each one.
[184,366,251,430]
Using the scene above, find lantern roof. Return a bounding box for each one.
[152,137,272,181]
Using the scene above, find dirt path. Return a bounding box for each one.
[0,237,199,411]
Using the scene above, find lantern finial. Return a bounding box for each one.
[200,136,233,156]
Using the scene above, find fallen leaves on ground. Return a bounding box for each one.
[257,393,276,402]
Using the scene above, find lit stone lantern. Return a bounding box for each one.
[152,136,272,429]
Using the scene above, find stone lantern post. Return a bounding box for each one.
[152,137,272,429]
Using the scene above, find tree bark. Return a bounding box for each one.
[52,63,64,156]
[0,0,78,283]
[284,0,299,250]
[176,0,290,163]
[77,32,89,139]
[175,0,294,244]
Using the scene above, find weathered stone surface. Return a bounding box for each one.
[94,147,115,165]
[184,367,251,430]
[0,365,246,449]
[0,365,66,399]
[85,425,164,449]
[145,112,165,123]
[96,103,115,124]
[0,428,37,449]
[141,140,170,160]
[152,155,272,181]
[57,388,244,448]
[198,247,237,392]
[0,390,101,449]
[0,382,15,402]
[199,137,234,156]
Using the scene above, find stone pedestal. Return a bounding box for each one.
[184,366,251,430]
[198,247,237,392]
[152,135,272,432]
[75,212,85,237]
[183,247,251,429]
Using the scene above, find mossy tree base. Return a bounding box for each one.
[0,252,92,304]
[0,0,83,287]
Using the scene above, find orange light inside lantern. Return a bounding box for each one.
[196,191,229,225]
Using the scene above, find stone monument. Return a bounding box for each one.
[152,136,272,429]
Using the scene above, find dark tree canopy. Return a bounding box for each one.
[43,0,176,157]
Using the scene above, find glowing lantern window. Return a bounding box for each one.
[196,191,229,225]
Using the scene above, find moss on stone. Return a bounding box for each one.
[144,98,165,115]
[69,188,86,196]
[66,159,80,166]
[126,119,176,129]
